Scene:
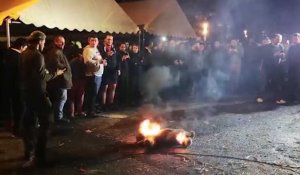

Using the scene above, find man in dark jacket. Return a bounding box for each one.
[21,31,65,167]
[116,42,130,106]
[287,33,300,103]
[3,38,27,136]
[99,35,119,110]
[45,36,72,123]
[261,34,287,104]
[129,44,142,104]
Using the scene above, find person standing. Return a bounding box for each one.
[287,33,300,103]
[116,42,130,107]
[45,36,72,124]
[83,36,104,117]
[21,31,65,167]
[68,48,86,118]
[256,37,271,103]
[3,38,27,136]
[262,34,287,104]
[129,44,142,105]
[99,35,119,110]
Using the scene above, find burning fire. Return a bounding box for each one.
[139,119,161,137]
[176,132,187,145]
[138,119,193,147]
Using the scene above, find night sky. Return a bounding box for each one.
[116,0,300,38]
[178,0,300,35]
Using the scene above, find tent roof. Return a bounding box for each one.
[119,0,165,26]
[120,0,197,38]
[0,0,39,25]
[18,0,138,33]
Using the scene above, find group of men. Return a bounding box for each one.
[256,33,300,104]
[19,31,65,167]
[3,30,300,168]
[2,31,142,167]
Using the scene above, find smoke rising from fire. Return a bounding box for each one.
[141,66,179,104]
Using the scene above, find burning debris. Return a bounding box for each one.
[136,119,195,148]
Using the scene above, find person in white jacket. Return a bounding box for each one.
[83,36,105,117]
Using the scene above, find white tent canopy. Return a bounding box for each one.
[120,0,196,38]
[19,0,138,33]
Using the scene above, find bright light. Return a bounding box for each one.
[161,36,167,42]
[243,30,248,38]
[202,22,209,41]
[139,119,161,137]
[176,132,186,145]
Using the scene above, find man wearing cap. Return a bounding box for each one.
[20,31,65,167]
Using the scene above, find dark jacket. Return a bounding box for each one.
[117,51,130,77]
[45,46,72,89]
[262,43,285,75]
[99,46,120,75]
[3,48,21,92]
[70,56,86,81]
[287,43,300,80]
[129,52,142,75]
[20,45,57,93]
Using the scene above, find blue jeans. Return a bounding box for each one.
[53,88,67,121]
[84,76,102,114]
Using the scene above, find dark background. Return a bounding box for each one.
[117,0,300,37]
[1,0,300,39]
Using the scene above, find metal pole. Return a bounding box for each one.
[5,18,11,48]
[138,24,145,58]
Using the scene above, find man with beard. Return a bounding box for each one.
[116,42,130,107]
[129,44,142,104]
[287,33,300,103]
[21,31,65,167]
[45,36,72,124]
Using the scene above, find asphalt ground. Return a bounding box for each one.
[0,101,300,175]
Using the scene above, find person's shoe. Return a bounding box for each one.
[87,112,99,118]
[107,103,119,111]
[276,99,286,104]
[12,128,22,138]
[280,99,286,104]
[56,118,70,124]
[22,156,36,168]
[95,108,103,114]
[35,155,47,168]
[74,112,87,117]
[256,98,263,103]
[78,112,87,117]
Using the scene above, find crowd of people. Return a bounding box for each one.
[1,30,300,167]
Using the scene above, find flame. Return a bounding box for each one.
[139,119,161,137]
[176,132,187,145]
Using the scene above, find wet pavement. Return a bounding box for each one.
[0,100,300,175]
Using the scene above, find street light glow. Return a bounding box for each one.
[244,29,248,38]
[202,22,209,41]
[161,36,167,41]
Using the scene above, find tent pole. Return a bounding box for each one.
[5,18,11,48]
[138,24,145,58]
